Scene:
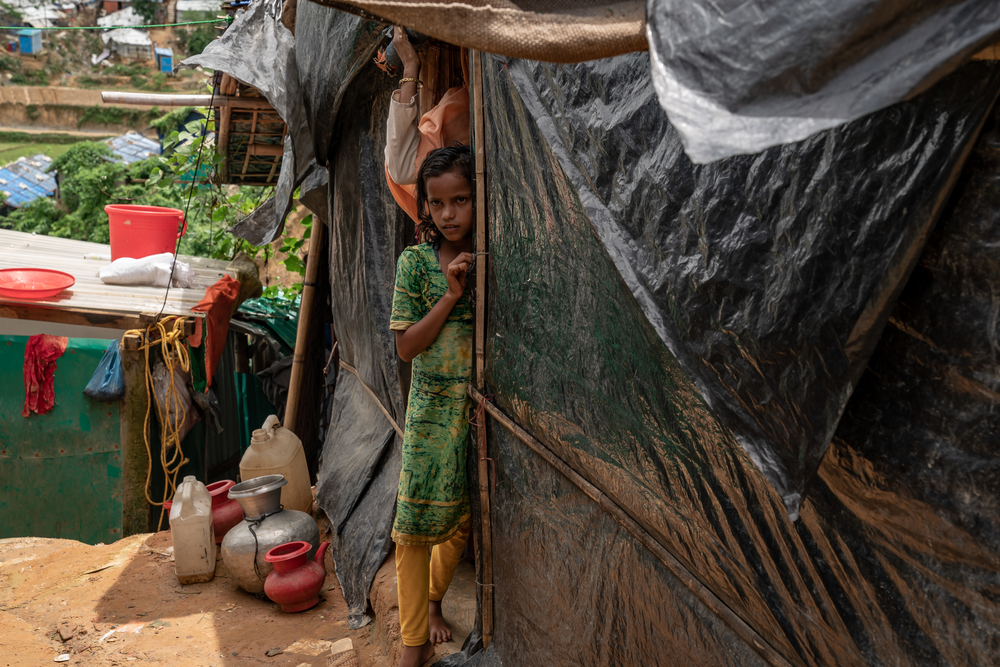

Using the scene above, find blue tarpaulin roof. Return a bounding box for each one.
[105,132,161,165]
[0,154,55,209]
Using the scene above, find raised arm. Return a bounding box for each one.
[396,28,420,107]
[385,27,422,186]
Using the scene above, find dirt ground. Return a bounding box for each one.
[0,528,473,667]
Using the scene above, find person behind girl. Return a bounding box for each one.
[389,144,475,667]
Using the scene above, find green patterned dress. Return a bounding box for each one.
[389,243,472,547]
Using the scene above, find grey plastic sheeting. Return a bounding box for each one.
[505,54,1000,520]
[305,3,413,628]
[646,0,1000,162]
[179,0,318,245]
[481,52,1000,666]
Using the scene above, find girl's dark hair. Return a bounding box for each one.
[415,144,473,241]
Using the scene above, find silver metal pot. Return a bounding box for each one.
[228,475,286,519]
[220,475,320,594]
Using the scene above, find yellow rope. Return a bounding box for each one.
[122,316,192,531]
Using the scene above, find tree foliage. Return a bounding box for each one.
[1,116,307,295]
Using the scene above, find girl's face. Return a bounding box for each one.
[425,169,473,242]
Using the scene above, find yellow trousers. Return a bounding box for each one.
[395,521,471,646]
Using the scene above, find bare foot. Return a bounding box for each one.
[428,599,452,644]
[398,640,435,667]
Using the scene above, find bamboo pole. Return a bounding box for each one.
[217,106,231,183]
[283,217,325,433]
[973,42,1000,60]
[247,143,284,157]
[101,91,275,110]
[120,344,149,536]
[470,47,494,650]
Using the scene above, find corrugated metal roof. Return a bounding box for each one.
[154,46,173,57]
[105,131,161,165]
[0,154,56,209]
[0,228,236,322]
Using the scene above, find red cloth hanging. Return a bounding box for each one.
[21,334,69,418]
[190,275,241,389]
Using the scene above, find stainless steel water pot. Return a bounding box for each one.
[220,475,320,594]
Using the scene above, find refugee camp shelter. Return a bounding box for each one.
[97,5,144,27]
[16,28,41,54]
[0,154,55,212]
[155,46,173,73]
[105,130,161,164]
[181,1,1000,666]
[102,28,151,60]
[0,229,279,544]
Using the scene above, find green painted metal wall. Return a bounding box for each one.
[0,336,123,544]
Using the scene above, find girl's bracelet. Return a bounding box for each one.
[399,77,422,86]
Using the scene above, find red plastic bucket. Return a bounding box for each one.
[105,204,186,261]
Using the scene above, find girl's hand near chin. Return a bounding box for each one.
[445,252,474,298]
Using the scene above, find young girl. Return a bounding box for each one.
[389,144,475,667]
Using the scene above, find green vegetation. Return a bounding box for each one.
[131,0,160,24]
[0,142,74,163]
[150,107,196,134]
[1,121,301,284]
[10,70,50,85]
[107,62,148,78]
[179,23,216,57]
[77,105,157,129]
[0,131,110,145]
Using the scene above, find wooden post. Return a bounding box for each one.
[217,106,231,183]
[470,47,494,649]
[119,340,149,536]
[283,217,325,433]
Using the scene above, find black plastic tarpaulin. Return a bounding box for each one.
[505,54,1000,519]
[646,0,1000,162]
[279,1,1000,663]
[478,54,1000,666]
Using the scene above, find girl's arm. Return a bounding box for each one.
[384,27,422,185]
[395,252,474,362]
[396,28,420,108]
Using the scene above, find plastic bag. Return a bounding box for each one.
[151,361,200,446]
[83,341,125,402]
[99,252,196,288]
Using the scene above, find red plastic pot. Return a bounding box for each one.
[207,480,242,544]
[263,541,330,612]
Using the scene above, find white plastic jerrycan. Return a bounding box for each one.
[240,415,312,514]
[169,476,216,584]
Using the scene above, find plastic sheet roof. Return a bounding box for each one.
[102,28,152,47]
[96,6,144,27]
[105,131,161,165]
[176,0,217,12]
[0,154,55,209]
